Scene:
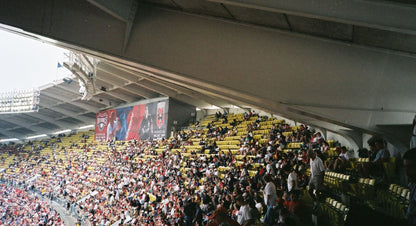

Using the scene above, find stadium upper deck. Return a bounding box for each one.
[0,0,414,151]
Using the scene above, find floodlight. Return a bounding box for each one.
[0,89,40,114]
[79,124,94,129]
[0,138,19,142]
[26,134,47,139]
[54,129,71,134]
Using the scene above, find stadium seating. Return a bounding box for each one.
[0,112,409,226]
[318,197,349,226]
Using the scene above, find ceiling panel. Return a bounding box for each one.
[0,120,18,128]
[9,128,34,135]
[224,4,290,29]
[93,93,125,106]
[287,15,353,41]
[39,95,60,106]
[172,0,233,18]
[82,112,98,118]
[57,80,80,91]
[72,99,107,109]
[95,79,115,91]
[97,69,130,85]
[112,87,135,96]
[124,83,160,98]
[56,103,86,113]
[13,114,41,124]
[58,117,85,125]
[37,122,61,130]
[353,26,416,54]
[43,87,79,100]
[384,0,416,5]
[140,0,180,8]
[39,108,65,118]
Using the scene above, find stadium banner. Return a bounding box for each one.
[94,99,169,141]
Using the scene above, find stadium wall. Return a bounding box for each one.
[167,98,196,135]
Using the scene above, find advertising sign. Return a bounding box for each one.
[94,99,168,141]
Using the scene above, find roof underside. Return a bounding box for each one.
[0,0,415,149]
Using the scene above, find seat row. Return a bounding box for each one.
[319,197,350,226]
[376,184,409,219]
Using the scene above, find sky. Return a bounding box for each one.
[0,29,69,92]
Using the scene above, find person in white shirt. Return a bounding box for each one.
[312,132,325,143]
[287,169,298,192]
[308,149,326,203]
[334,146,350,172]
[235,196,252,225]
[264,174,277,206]
[276,160,282,170]
[263,174,277,224]
[266,161,275,176]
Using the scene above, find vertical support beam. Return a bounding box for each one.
[320,128,327,141]
[86,0,138,52]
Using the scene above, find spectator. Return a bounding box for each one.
[207,207,240,226]
[184,197,197,226]
[235,195,253,226]
[333,146,350,172]
[358,136,390,178]
[287,168,298,192]
[263,174,277,224]
[358,148,369,158]
[411,115,416,149]
[403,148,416,225]
[308,149,326,208]
[369,136,390,163]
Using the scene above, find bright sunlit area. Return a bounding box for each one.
[0,28,69,92]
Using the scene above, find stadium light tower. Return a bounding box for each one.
[0,89,40,114]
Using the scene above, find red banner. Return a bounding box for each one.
[94,99,168,141]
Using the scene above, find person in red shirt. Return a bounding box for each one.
[258,167,265,176]
[286,190,308,225]
[207,207,240,226]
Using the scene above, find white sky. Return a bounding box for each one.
[0,29,69,92]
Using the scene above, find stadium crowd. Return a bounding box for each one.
[0,112,402,226]
[0,183,63,225]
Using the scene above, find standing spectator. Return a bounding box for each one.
[308,149,325,209]
[184,197,196,226]
[403,148,416,225]
[235,195,253,226]
[287,168,298,192]
[411,115,416,149]
[263,174,277,225]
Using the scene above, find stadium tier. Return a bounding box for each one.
[0,112,409,226]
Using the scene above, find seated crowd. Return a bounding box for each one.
[0,112,407,226]
[0,184,63,225]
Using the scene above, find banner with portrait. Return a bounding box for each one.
[94,99,169,141]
